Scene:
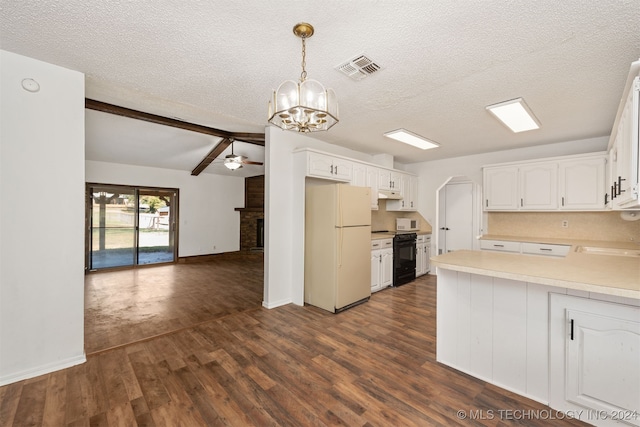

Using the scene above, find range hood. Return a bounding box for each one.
[378,190,403,200]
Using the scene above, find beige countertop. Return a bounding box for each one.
[431,247,640,300]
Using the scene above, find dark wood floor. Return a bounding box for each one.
[84,256,264,355]
[1,258,588,426]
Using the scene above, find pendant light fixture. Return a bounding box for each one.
[268,23,338,133]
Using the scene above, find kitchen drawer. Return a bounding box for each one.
[371,238,392,250]
[480,239,521,253]
[521,242,570,257]
[417,234,431,243]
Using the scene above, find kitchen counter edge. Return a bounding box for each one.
[431,249,640,300]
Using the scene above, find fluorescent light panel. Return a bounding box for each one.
[383,129,439,150]
[486,98,540,133]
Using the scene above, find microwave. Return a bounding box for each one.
[396,218,419,231]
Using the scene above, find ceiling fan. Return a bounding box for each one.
[221,140,264,170]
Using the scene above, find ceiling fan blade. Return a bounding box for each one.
[242,160,264,165]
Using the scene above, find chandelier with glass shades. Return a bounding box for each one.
[268,23,339,133]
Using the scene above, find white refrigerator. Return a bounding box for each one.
[304,183,372,313]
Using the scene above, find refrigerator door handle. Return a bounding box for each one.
[337,227,343,267]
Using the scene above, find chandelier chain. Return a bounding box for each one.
[300,37,307,82]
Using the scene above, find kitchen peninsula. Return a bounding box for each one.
[431,241,640,427]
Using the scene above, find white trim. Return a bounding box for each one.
[262,299,293,309]
[0,354,86,386]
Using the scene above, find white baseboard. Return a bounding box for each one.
[0,353,86,386]
[262,298,292,309]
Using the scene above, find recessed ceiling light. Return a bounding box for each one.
[486,98,540,133]
[383,129,439,150]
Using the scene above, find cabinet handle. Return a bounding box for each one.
[561,196,565,206]
[539,248,553,251]
[617,176,625,194]
[604,193,609,205]
[570,319,574,341]
[335,165,338,175]
[611,184,616,200]
[520,198,523,207]
[493,244,504,247]
[486,199,488,207]
[330,165,334,174]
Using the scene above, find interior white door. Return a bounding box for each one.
[442,182,474,253]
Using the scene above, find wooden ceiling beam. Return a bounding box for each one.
[85,99,265,145]
[191,138,233,176]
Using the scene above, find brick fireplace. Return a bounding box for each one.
[235,175,264,252]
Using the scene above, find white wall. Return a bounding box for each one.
[406,137,609,231]
[86,161,245,256]
[0,50,86,385]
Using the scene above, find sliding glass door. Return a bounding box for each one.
[137,189,176,265]
[87,184,178,270]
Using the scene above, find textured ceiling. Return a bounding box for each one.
[2,0,639,171]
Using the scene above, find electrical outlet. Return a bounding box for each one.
[561,220,569,228]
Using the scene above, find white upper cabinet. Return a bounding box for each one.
[387,174,418,211]
[483,153,607,212]
[483,166,519,210]
[351,162,367,187]
[378,169,402,191]
[366,166,379,210]
[307,151,353,182]
[559,156,606,210]
[608,72,640,209]
[519,162,558,210]
[295,149,419,211]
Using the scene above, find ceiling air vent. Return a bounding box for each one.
[335,54,381,81]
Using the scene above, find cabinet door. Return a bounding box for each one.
[366,167,379,210]
[559,157,606,210]
[408,176,418,210]
[415,242,424,276]
[483,167,519,210]
[351,162,367,187]
[378,169,392,190]
[371,250,381,292]
[308,152,352,182]
[424,244,431,273]
[566,309,640,416]
[520,163,558,210]
[380,248,393,288]
[332,157,353,182]
[612,78,640,209]
[308,152,336,179]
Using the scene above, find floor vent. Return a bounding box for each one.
[335,54,382,80]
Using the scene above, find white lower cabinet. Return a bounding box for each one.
[416,234,431,276]
[550,294,640,426]
[438,269,640,426]
[371,239,393,292]
[436,270,550,402]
